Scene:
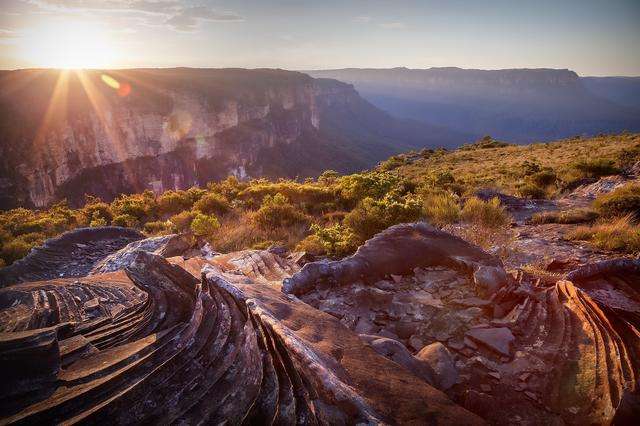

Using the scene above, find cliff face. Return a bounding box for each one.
[0,68,460,208]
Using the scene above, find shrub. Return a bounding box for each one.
[422,191,461,226]
[593,183,640,218]
[309,223,359,257]
[111,214,139,228]
[516,182,547,199]
[144,221,171,235]
[1,236,39,264]
[530,208,599,225]
[343,195,422,242]
[169,211,196,232]
[89,211,108,227]
[520,160,541,176]
[335,172,403,206]
[568,215,640,254]
[379,155,407,171]
[571,158,619,178]
[617,144,640,168]
[157,190,193,216]
[194,192,230,216]
[190,213,220,237]
[461,197,510,228]
[111,191,157,223]
[530,170,557,187]
[318,170,339,185]
[295,234,326,256]
[81,196,113,225]
[253,194,309,229]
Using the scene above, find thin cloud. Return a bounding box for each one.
[379,22,406,30]
[353,16,372,23]
[29,1,244,31]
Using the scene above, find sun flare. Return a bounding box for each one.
[21,20,117,69]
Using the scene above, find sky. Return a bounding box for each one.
[0,0,639,76]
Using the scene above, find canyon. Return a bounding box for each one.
[0,68,464,209]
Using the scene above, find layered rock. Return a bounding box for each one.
[285,224,640,424]
[0,243,481,424]
[0,223,638,424]
[0,227,143,287]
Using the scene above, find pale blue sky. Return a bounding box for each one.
[1,0,639,75]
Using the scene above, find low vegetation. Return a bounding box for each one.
[568,215,640,254]
[0,133,638,265]
[530,208,599,225]
[565,182,640,254]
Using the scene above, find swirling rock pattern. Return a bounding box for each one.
[0,227,143,287]
[0,223,638,424]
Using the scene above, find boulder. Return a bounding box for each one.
[415,342,459,390]
[465,327,515,356]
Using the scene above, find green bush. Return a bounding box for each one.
[593,184,640,218]
[111,214,139,228]
[253,193,309,229]
[157,190,193,216]
[309,223,359,257]
[111,191,157,223]
[89,212,108,227]
[144,221,171,235]
[461,197,510,228]
[82,196,113,225]
[194,192,230,216]
[344,195,422,242]
[190,213,220,237]
[169,211,197,232]
[1,235,41,264]
[335,172,403,206]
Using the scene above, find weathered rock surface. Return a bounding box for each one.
[0,227,143,287]
[90,233,192,274]
[0,223,639,424]
[283,222,504,296]
[287,223,640,424]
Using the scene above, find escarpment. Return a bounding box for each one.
[0,68,459,209]
[0,223,639,424]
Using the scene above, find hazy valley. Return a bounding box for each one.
[308,67,640,142]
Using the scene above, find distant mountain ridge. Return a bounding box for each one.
[0,68,467,209]
[307,67,640,143]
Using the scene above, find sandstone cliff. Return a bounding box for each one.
[0,68,463,208]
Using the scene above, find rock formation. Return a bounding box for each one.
[0,223,638,424]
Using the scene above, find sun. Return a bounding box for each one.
[21,20,118,69]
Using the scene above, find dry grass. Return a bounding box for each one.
[208,211,309,252]
[568,215,640,254]
[461,197,511,228]
[398,133,640,196]
[530,208,599,225]
[422,192,461,226]
[593,183,640,218]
